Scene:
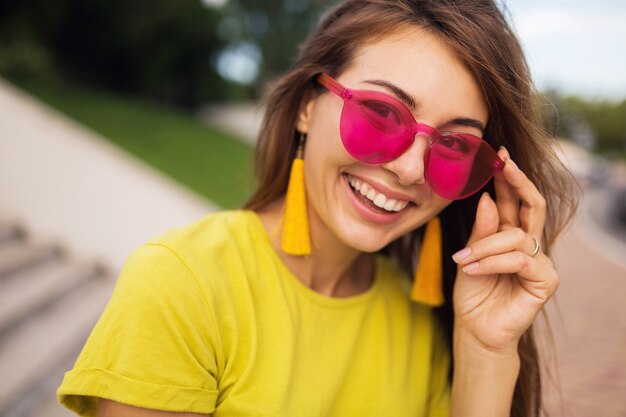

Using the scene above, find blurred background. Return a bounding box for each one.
[0,0,624,416]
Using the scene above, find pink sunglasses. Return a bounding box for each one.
[317,73,504,200]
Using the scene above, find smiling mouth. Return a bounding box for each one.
[345,174,413,214]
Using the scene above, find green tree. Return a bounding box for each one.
[561,97,626,153]
[216,0,336,92]
[539,90,626,158]
[0,0,339,107]
[0,0,233,106]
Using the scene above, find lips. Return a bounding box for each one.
[345,174,413,213]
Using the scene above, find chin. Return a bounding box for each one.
[336,223,406,254]
[348,240,388,253]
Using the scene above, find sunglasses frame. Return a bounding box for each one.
[316,73,505,199]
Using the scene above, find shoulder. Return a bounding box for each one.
[122,210,267,305]
[114,210,260,290]
[148,210,257,252]
[120,209,257,279]
[134,210,264,271]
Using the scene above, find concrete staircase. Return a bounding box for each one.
[0,221,115,417]
[0,76,216,417]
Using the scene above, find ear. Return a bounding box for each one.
[296,95,317,134]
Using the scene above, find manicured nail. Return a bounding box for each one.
[507,158,518,170]
[452,247,472,263]
[462,262,479,273]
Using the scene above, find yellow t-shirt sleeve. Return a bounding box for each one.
[57,243,220,416]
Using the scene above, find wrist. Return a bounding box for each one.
[453,320,521,358]
[451,325,521,417]
[453,324,521,376]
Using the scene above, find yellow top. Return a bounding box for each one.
[58,210,450,416]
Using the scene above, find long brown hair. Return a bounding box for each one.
[245,1,579,416]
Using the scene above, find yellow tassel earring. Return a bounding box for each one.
[281,133,311,256]
[411,217,444,306]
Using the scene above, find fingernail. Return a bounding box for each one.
[462,262,479,273]
[452,247,472,263]
[507,158,518,170]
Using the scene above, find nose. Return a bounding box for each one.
[380,134,429,186]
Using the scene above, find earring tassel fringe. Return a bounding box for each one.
[411,217,444,306]
[281,155,311,256]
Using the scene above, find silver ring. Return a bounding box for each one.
[530,236,540,258]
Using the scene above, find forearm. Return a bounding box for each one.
[450,326,520,417]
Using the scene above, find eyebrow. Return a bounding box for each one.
[447,117,486,134]
[364,79,420,110]
[362,79,485,134]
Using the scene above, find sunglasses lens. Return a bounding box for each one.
[329,82,500,200]
[425,134,499,200]
[340,98,413,164]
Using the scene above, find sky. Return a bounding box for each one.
[506,0,626,100]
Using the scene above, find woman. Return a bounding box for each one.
[58,0,578,416]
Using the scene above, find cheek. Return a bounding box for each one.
[305,96,347,154]
[304,118,354,175]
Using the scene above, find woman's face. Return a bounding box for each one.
[298,27,488,253]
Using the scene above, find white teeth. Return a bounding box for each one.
[395,200,408,211]
[384,199,397,211]
[373,194,387,208]
[347,175,410,212]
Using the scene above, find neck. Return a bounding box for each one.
[257,200,375,298]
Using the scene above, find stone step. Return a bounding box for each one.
[0,241,62,279]
[6,350,82,417]
[0,260,105,336]
[22,393,77,417]
[0,275,115,413]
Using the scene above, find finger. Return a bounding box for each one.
[501,156,547,240]
[461,251,532,275]
[466,192,499,246]
[494,147,520,230]
[452,227,539,265]
[461,252,559,301]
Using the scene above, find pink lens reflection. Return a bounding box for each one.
[318,73,504,200]
[424,135,501,200]
[339,93,417,164]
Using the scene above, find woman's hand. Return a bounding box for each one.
[451,147,558,353]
